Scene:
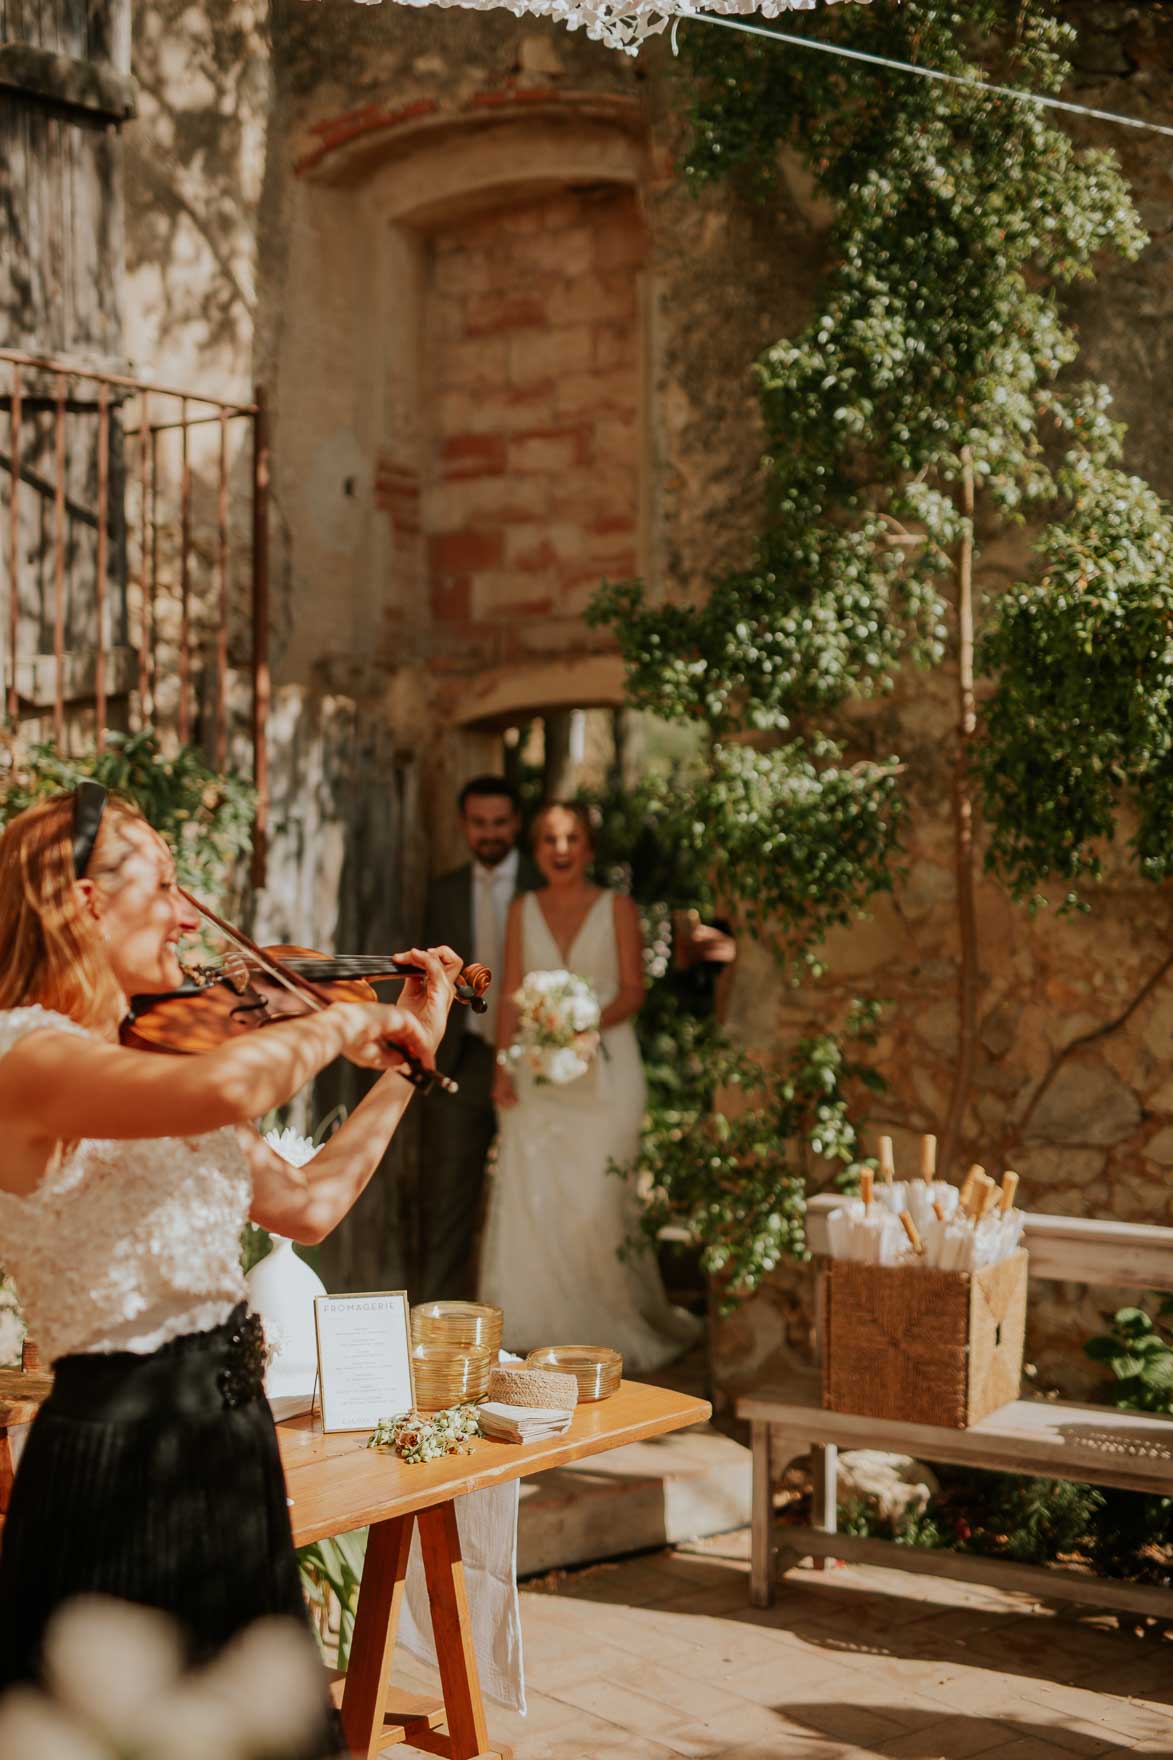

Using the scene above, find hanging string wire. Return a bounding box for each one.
[668,13,1173,141]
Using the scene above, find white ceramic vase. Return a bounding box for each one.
[246,1234,326,1398]
[250,1127,328,1400]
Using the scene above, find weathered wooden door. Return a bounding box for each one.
[1,0,133,737]
[1,0,131,360]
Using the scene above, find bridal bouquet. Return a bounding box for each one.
[504,970,601,1086]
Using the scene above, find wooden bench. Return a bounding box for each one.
[739,1196,1173,1619]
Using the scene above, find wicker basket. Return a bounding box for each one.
[821,1249,1028,1429]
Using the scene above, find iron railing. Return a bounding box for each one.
[0,348,270,881]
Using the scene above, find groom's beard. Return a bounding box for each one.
[471,839,514,867]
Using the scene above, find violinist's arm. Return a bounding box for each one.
[0,1003,418,1159]
[242,942,463,1243]
[598,895,645,1030]
[240,1069,414,1245]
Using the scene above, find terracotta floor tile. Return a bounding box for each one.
[983,1743,1113,1760]
[416,1536,1173,1760]
[545,1674,731,1756]
[659,1700,793,1757]
[777,1700,910,1746]
[868,1719,1021,1759]
[713,1737,868,1760]
[712,1658,862,1711]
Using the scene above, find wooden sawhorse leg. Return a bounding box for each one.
[335,1503,512,1760]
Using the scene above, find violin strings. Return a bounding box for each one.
[178,889,331,1014]
[177,888,457,1096]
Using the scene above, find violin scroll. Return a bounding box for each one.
[456,963,492,1014]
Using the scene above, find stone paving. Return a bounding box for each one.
[392,1529,1173,1759]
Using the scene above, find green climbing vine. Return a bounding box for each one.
[591,1,1173,1235]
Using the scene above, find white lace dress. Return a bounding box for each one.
[0,1005,250,1362]
[0,1006,332,1736]
[478,892,700,1371]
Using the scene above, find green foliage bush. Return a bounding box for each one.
[599,0,1171,937]
[588,1,1173,1281]
[1085,1297,1173,1416]
[579,771,882,1303]
[0,728,255,903]
[620,1004,880,1309]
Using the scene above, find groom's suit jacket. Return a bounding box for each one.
[424,853,542,1081]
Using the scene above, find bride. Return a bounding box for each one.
[479,802,699,1371]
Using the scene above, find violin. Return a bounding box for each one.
[119,889,490,1098]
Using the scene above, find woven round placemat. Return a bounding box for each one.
[488,1366,578,1409]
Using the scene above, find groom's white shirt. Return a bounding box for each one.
[468,847,519,1043]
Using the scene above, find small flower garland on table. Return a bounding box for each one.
[367,1405,482,1464]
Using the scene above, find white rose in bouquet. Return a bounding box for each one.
[504,970,601,1087]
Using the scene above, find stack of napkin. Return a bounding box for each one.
[479,1402,575,1443]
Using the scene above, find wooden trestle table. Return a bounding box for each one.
[279,1380,710,1760]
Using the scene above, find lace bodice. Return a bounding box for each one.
[0,1007,251,1362]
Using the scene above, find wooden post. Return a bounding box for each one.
[95,383,109,750]
[940,447,978,1177]
[7,365,21,725]
[137,392,150,725]
[750,1419,773,1607]
[179,399,191,742]
[251,385,270,887]
[149,425,160,720]
[810,1442,839,1572]
[52,374,67,744]
[215,407,229,771]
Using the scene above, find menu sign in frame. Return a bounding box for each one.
[312,1290,415,1434]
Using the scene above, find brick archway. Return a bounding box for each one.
[276,99,649,694]
[440,653,627,730]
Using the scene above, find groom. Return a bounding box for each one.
[417,776,541,1302]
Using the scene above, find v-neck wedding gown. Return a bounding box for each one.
[478,891,700,1371]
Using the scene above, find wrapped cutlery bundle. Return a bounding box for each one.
[821,1136,1028,1429]
[479,1401,575,1444]
[826,1140,1024,1271]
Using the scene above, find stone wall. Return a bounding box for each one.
[423,186,641,649]
[709,5,1173,1417]
[114,3,1173,1388]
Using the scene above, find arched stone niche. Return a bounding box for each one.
[275,98,650,704]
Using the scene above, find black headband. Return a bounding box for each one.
[72,781,107,879]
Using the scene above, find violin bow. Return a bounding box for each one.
[176,887,457,1097]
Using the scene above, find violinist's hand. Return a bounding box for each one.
[335,1003,436,1073]
[391,945,463,1059]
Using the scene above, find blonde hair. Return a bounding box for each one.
[0,791,145,1029]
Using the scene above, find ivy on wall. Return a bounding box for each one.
[591,1,1173,1234]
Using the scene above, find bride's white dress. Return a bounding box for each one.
[478,890,700,1372]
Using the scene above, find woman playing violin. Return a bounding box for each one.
[0,785,460,1743]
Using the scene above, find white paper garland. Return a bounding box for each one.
[346,0,864,58]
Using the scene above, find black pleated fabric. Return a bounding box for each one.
[0,1308,343,1756]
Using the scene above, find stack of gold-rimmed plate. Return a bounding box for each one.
[412,1300,503,1355]
[411,1343,492,1411]
[525,1346,623,1402]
